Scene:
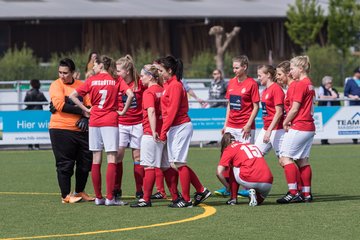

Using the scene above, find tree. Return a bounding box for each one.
[285,0,325,52]
[327,0,360,58]
[209,26,240,76]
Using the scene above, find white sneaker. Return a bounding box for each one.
[105,198,128,206]
[95,198,105,206]
[248,189,258,207]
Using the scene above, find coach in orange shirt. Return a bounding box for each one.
[49,58,93,204]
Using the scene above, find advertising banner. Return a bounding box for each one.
[0,106,360,145]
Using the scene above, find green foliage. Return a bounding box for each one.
[285,0,325,51]
[0,45,39,81]
[133,48,155,72]
[185,50,216,78]
[327,0,360,58]
[306,45,342,86]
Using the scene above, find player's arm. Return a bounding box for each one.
[117,89,134,116]
[264,104,284,143]
[147,107,159,141]
[242,102,259,139]
[283,101,300,130]
[216,165,229,189]
[69,90,90,117]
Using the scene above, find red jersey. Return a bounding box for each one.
[291,77,315,131]
[219,142,273,184]
[160,76,191,141]
[261,83,285,130]
[76,73,118,127]
[225,77,260,129]
[284,81,297,114]
[142,84,163,136]
[118,78,145,125]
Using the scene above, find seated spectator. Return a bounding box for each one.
[344,67,360,144]
[208,69,227,108]
[318,76,340,145]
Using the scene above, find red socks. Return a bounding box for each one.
[284,163,300,195]
[91,164,102,199]
[114,161,123,193]
[178,166,203,202]
[155,168,166,197]
[143,168,156,202]
[300,165,312,197]
[229,168,239,199]
[163,168,179,201]
[134,162,144,193]
[106,163,116,200]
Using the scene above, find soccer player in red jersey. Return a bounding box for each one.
[70,55,133,206]
[277,56,315,204]
[115,55,146,199]
[156,56,211,208]
[255,65,285,157]
[130,64,180,208]
[215,55,260,197]
[217,133,273,206]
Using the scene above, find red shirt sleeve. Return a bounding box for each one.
[292,81,306,104]
[273,85,285,106]
[218,147,234,167]
[143,91,155,110]
[76,79,90,97]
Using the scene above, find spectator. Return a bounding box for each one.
[318,76,340,145]
[344,67,360,144]
[208,69,227,108]
[24,79,48,150]
[85,51,98,79]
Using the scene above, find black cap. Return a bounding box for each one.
[354,67,360,73]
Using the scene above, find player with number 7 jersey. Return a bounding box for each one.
[217,133,273,206]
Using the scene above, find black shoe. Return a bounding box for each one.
[136,191,143,199]
[193,188,212,206]
[226,198,237,205]
[113,189,122,201]
[150,192,165,199]
[130,199,152,208]
[276,192,303,204]
[303,194,313,203]
[168,198,193,208]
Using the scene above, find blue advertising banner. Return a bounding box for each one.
[0,106,359,144]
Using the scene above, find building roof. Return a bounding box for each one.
[0,0,330,20]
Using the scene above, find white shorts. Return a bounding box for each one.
[140,135,170,168]
[233,167,272,198]
[279,129,315,160]
[118,123,143,149]
[167,122,193,163]
[225,127,255,144]
[89,126,119,152]
[255,128,285,156]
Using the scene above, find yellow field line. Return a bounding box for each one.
[0,204,216,240]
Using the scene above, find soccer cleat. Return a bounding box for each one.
[226,198,238,205]
[130,199,152,208]
[238,189,249,197]
[193,188,212,206]
[303,194,313,203]
[248,189,258,207]
[113,189,123,202]
[168,198,193,208]
[213,187,230,197]
[74,192,95,201]
[276,192,304,204]
[105,198,128,206]
[62,194,82,204]
[136,191,144,199]
[95,198,105,206]
[150,192,166,199]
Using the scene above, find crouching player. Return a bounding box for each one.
[216,133,273,206]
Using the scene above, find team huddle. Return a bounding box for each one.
[49,54,315,208]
